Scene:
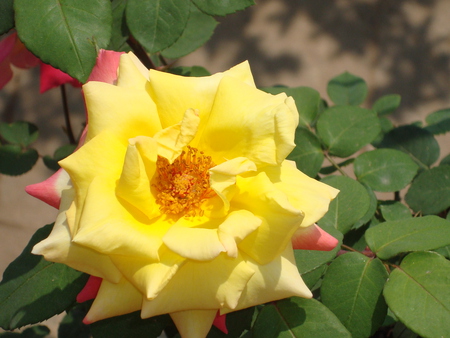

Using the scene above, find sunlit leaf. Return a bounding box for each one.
[379,201,412,221]
[424,108,450,135]
[253,298,351,337]
[316,106,380,157]
[0,121,38,147]
[372,94,401,116]
[365,216,450,260]
[384,251,450,338]
[15,0,112,83]
[288,128,324,178]
[354,149,419,192]
[321,253,388,338]
[327,72,367,106]
[405,166,450,215]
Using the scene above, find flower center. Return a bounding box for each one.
[155,146,215,216]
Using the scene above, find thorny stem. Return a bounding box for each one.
[324,152,348,176]
[127,35,156,69]
[60,84,76,145]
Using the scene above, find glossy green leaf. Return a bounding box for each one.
[377,125,440,168]
[366,216,450,260]
[15,0,112,83]
[318,176,371,234]
[379,201,412,221]
[287,128,324,178]
[90,312,169,338]
[0,224,89,330]
[106,0,130,52]
[372,94,401,116]
[252,298,351,337]
[319,158,354,175]
[405,166,450,215]
[294,226,343,288]
[316,106,380,157]
[424,108,450,135]
[192,0,254,16]
[0,145,38,176]
[126,0,189,53]
[0,0,14,35]
[327,72,367,106]
[167,66,211,77]
[384,251,450,338]
[161,3,217,59]
[0,121,38,147]
[261,86,321,127]
[321,253,388,338]
[354,149,419,192]
[352,183,378,229]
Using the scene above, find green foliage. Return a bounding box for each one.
[0,145,39,176]
[327,72,368,106]
[14,0,112,83]
[372,94,401,116]
[0,122,38,147]
[424,108,450,135]
[379,201,412,221]
[43,144,77,171]
[288,128,324,178]
[384,252,450,338]
[192,0,254,16]
[0,224,89,330]
[321,253,389,337]
[365,216,450,260]
[0,0,14,35]
[0,325,49,337]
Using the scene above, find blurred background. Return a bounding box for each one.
[1,0,450,330]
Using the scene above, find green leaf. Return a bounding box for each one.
[316,106,380,157]
[434,245,450,259]
[327,72,368,106]
[440,154,450,166]
[167,66,211,77]
[318,176,371,234]
[192,0,254,16]
[294,227,343,289]
[319,158,354,175]
[0,224,89,330]
[354,149,419,192]
[106,0,130,52]
[383,251,450,338]
[90,312,169,338]
[0,325,50,337]
[207,307,255,337]
[405,166,450,215]
[365,216,450,260]
[321,253,388,338]
[14,0,112,83]
[424,108,450,135]
[0,121,38,147]
[58,303,91,338]
[261,86,321,127]
[0,145,38,176]
[372,94,401,116]
[377,125,440,168]
[287,128,324,178]
[352,183,378,229]
[43,144,77,172]
[379,201,412,221]
[0,0,14,35]
[252,298,351,337]
[161,3,217,59]
[126,0,190,53]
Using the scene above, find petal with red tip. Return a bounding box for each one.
[87,49,124,84]
[77,275,102,303]
[25,169,71,208]
[39,62,81,93]
[291,224,338,251]
[213,312,228,334]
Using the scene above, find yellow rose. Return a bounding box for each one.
[30,52,338,337]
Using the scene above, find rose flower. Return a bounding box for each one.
[27,51,339,337]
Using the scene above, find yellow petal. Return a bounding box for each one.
[163,225,225,261]
[83,82,161,143]
[73,176,163,261]
[116,137,160,220]
[170,310,217,338]
[233,171,304,264]
[154,108,200,163]
[110,249,185,299]
[141,252,254,318]
[209,157,257,215]
[264,160,339,227]
[116,52,149,88]
[84,277,142,323]
[32,189,122,283]
[147,61,255,129]
[218,210,261,258]
[221,243,311,314]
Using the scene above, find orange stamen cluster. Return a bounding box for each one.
[155,146,215,216]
